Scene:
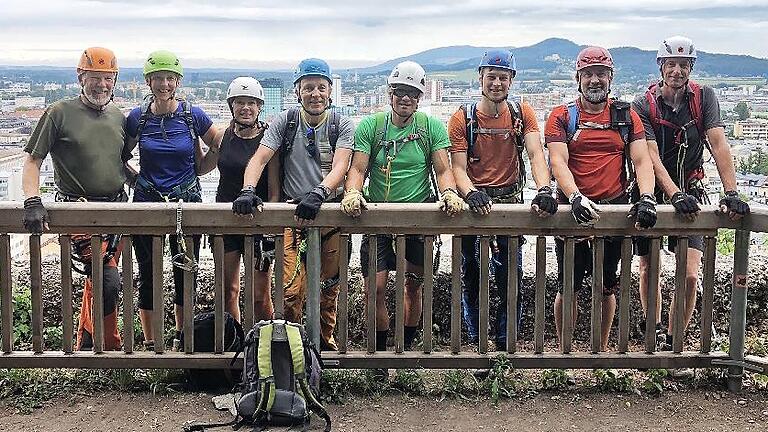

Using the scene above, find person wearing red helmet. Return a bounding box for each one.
[632,36,748,355]
[22,47,131,351]
[545,46,657,351]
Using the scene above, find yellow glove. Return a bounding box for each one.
[341,189,367,217]
[439,188,465,217]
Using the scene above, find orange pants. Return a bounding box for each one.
[282,228,341,350]
[76,239,122,351]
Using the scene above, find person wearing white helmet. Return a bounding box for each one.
[632,36,748,355]
[233,58,355,351]
[198,77,275,323]
[341,60,463,364]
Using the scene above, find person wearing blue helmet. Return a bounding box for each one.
[447,49,555,350]
[233,58,354,351]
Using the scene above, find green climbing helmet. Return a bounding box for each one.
[143,50,184,78]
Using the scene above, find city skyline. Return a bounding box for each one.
[1,0,767,69]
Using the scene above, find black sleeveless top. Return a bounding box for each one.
[215,125,269,203]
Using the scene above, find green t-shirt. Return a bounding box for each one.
[354,111,450,203]
[25,97,128,197]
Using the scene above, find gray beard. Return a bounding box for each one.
[583,87,608,103]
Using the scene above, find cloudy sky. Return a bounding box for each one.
[1,0,766,69]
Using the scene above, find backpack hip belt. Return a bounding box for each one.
[477,184,522,199]
[136,174,199,202]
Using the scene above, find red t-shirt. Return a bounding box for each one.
[545,99,644,201]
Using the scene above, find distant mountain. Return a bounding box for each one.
[353,38,768,80]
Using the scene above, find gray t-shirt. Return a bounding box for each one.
[261,109,354,200]
[632,83,723,183]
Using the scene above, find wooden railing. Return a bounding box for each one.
[0,202,765,393]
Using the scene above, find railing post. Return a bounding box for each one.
[305,228,322,350]
[728,229,750,393]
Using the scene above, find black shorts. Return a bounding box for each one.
[634,235,704,256]
[360,234,425,277]
[555,236,623,297]
[210,234,264,255]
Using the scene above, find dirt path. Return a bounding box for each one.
[1,389,767,432]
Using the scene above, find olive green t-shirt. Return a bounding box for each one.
[25,97,128,197]
[354,111,450,203]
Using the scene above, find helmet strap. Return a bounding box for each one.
[480,90,507,118]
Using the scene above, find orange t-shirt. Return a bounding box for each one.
[448,102,539,188]
[544,99,645,201]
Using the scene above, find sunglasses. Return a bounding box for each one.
[392,88,421,99]
[305,127,319,159]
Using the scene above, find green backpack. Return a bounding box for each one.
[185,320,330,432]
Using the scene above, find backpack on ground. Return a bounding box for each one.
[184,319,330,432]
[562,98,636,195]
[236,320,330,431]
[459,100,528,192]
[181,311,245,391]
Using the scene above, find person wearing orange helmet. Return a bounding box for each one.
[22,46,131,351]
[545,46,656,351]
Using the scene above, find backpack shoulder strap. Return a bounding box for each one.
[508,100,527,187]
[462,103,478,158]
[327,110,340,152]
[687,80,705,137]
[179,99,198,140]
[135,95,154,139]
[645,83,663,135]
[609,99,633,145]
[281,106,301,154]
[565,100,580,144]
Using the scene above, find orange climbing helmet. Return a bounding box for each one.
[77,47,119,73]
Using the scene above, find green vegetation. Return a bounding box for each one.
[737,147,768,176]
[734,101,751,121]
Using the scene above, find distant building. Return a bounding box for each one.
[425,79,443,103]
[14,96,46,109]
[734,119,768,140]
[331,74,342,107]
[260,78,284,121]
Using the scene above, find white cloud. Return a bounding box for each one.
[0,0,766,67]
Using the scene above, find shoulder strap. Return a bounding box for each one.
[327,110,340,152]
[461,103,478,158]
[565,100,580,144]
[609,100,632,145]
[508,100,527,187]
[645,83,663,135]
[180,99,198,140]
[135,95,154,139]
[281,107,301,154]
[687,80,705,137]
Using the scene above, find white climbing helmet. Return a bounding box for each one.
[226,76,265,108]
[656,36,697,66]
[387,61,426,94]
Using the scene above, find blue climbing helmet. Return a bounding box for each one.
[478,49,516,78]
[293,58,332,85]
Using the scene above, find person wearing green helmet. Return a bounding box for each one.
[125,50,221,351]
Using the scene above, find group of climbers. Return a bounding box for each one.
[21,35,750,360]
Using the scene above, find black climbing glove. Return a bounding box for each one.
[629,193,658,229]
[719,190,749,216]
[465,189,492,212]
[670,191,700,215]
[531,185,558,215]
[23,196,48,233]
[232,186,263,215]
[295,184,329,221]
